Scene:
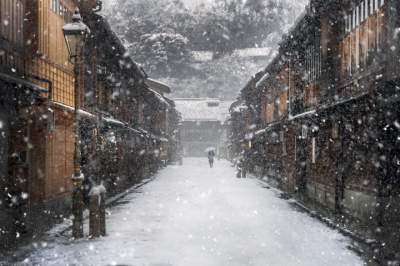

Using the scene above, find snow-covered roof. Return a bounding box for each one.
[255,72,270,88]
[232,47,271,58]
[146,78,171,94]
[288,109,317,121]
[192,47,272,63]
[192,51,214,62]
[231,103,248,113]
[174,98,233,122]
[148,88,170,107]
[51,101,96,119]
[103,116,125,127]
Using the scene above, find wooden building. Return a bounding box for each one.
[232,0,400,260]
[228,99,254,162]
[175,99,232,158]
[1,0,180,249]
[0,0,109,249]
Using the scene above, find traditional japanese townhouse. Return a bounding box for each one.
[234,0,400,260]
[254,53,292,181]
[81,11,181,189]
[1,0,181,249]
[77,11,149,194]
[333,0,400,254]
[1,0,140,247]
[175,98,232,157]
[22,0,83,212]
[282,2,334,206]
[228,99,252,161]
[144,78,175,163]
[0,0,50,248]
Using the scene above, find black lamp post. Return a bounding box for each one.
[63,8,90,239]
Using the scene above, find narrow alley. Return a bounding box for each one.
[20,158,363,266]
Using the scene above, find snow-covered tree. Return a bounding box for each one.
[104,0,308,98]
[131,33,191,75]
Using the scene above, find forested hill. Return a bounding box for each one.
[103,0,308,100]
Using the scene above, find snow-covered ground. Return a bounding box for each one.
[18,158,363,266]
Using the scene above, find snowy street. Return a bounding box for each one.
[19,158,363,266]
[1,0,399,264]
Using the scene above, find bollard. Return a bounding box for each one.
[72,179,84,239]
[89,184,106,238]
[99,190,106,236]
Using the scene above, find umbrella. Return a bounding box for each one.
[205,147,216,153]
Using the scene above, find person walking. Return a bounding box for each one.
[208,150,215,168]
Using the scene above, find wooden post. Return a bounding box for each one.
[100,191,106,236]
[89,194,100,238]
[89,185,106,238]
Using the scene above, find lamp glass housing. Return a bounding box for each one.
[62,9,90,59]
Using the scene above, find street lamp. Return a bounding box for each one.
[63,8,90,239]
[63,9,91,59]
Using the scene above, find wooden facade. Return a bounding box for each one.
[26,0,75,105]
[231,0,400,261]
[0,0,25,75]
[25,0,81,205]
[1,0,180,248]
[0,0,85,249]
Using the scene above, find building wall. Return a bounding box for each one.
[0,0,181,249]
[181,121,223,157]
[44,108,74,200]
[235,1,400,248]
[340,0,386,79]
[0,0,25,76]
[0,0,25,44]
[26,0,75,106]
[0,87,12,246]
[24,0,77,204]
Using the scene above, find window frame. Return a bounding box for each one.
[311,137,316,164]
[281,131,287,156]
[369,0,373,15]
